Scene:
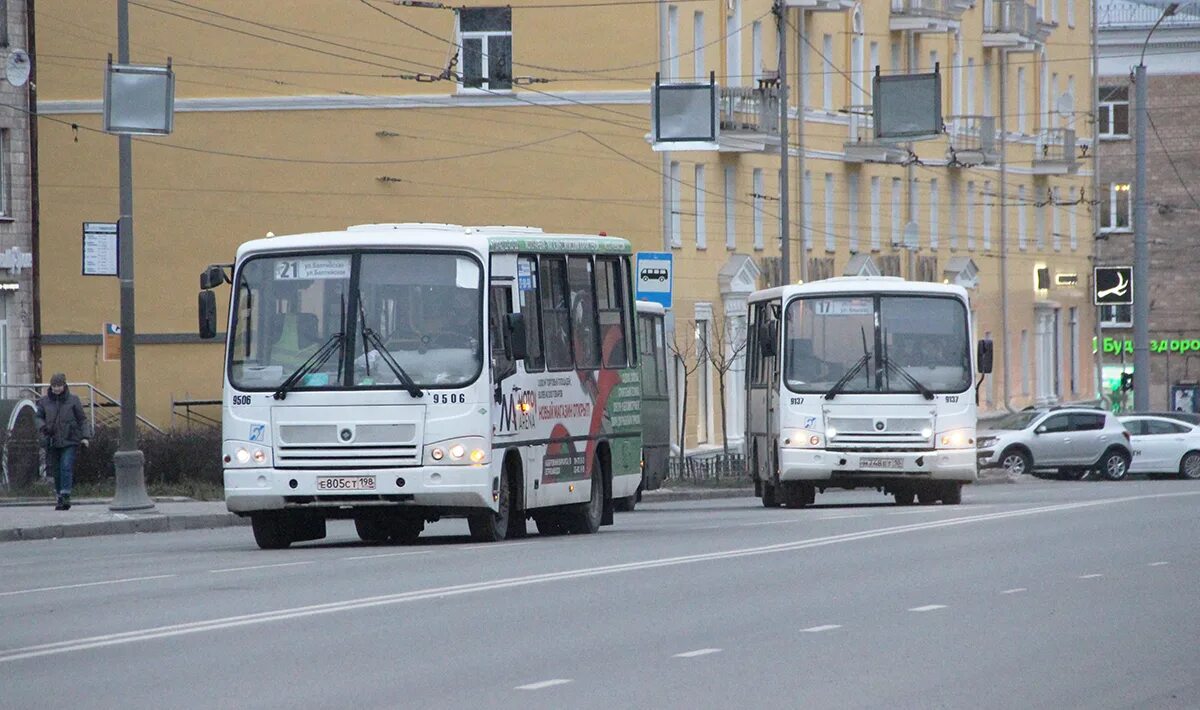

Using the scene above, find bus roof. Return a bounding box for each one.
[636,300,665,316]
[748,276,969,303]
[236,223,631,260]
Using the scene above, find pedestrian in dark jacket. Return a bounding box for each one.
[35,373,91,510]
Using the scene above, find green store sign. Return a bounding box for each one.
[1095,337,1200,355]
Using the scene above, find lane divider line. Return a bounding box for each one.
[209,561,315,574]
[801,625,841,633]
[3,490,1196,664]
[0,575,176,598]
[999,588,1028,595]
[515,679,572,690]
[908,604,947,612]
[673,648,722,658]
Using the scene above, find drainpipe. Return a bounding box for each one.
[26,0,42,382]
[1090,0,1105,406]
[999,46,1015,412]
[795,10,808,283]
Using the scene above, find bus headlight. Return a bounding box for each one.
[782,430,823,448]
[424,437,489,466]
[226,444,270,467]
[938,429,975,449]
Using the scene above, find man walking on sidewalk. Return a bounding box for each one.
[35,373,91,510]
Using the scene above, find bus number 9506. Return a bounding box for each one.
[431,393,466,404]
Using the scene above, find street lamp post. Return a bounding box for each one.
[1132,2,1179,411]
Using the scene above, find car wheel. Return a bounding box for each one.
[1100,449,1130,481]
[1000,448,1032,478]
[1179,451,1200,480]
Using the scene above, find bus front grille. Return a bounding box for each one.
[275,445,420,468]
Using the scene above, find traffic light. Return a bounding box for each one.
[1120,372,1133,392]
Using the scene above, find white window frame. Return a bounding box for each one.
[966,58,975,117]
[1067,0,1075,28]
[1100,183,1133,233]
[1098,86,1130,139]
[457,7,513,93]
[890,41,900,75]
[983,180,993,250]
[726,0,742,88]
[695,311,712,444]
[1050,0,1058,25]
[753,168,764,250]
[724,167,736,249]
[891,177,902,247]
[751,20,762,84]
[668,5,680,81]
[929,177,939,250]
[1017,66,1027,133]
[851,32,864,106]
[670,161,682,247]
[822,34,834,111]
[693,11,705,81]
[694,164,707,249]
[824,172,835,252]
[870,176,881,251]
[847,172,859,253]
[868,42,879,103]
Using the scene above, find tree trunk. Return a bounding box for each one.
[718,370,729,460]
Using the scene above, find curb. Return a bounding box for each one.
[641,488,756,503]
[0,513,249,543]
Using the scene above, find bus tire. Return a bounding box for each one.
[467,469,511,543]
[893,489,916,506]
[940,482,963,505]
[251,513,293,550]
[781,482,814,508]
[917,486,939,505]
[388,517,424,545]
[533,512,569,536]
[761,481,779,508]
[354,516,390,543]
[564,460,603,534]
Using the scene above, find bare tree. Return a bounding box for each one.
[708,315,749,459]
[667,321,702,458]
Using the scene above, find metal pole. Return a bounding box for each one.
[110,0,154,512]
[1090,0,1105,403]
[795,11,808,283]
[998,48,1014,411]
[1132,61,1149,411]
[777,0,790,284]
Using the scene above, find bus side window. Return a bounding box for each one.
[567,256,600,369]
[596,256,628,369]
[539,257,574,371]
[517,255,545,372]
[489,286,515,380]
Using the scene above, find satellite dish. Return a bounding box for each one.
[5,49,30,87]
[1056,92,1074,117]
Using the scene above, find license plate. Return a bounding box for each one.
[860,456,903,470]
[316,476,376,491]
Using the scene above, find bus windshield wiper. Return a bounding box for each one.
[356,292,423,398]
[881,355,935,400]
[272,332,345,401]
[825,327,872,401]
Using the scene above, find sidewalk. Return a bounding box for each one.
[0,498,247,543]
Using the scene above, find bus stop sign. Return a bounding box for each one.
[635,252,673,309]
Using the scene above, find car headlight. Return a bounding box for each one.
[976,436,998,449]
[938,429,975,449]
[782,429,824,448]
[424,436,489,465]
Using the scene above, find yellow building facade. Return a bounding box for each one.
[35,0,1095,447]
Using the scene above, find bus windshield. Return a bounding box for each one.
[229,251,483,391]
[783,294,970,395]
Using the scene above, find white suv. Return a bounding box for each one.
[976,408,1133,480]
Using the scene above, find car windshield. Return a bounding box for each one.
[783,294,971,394]
[988,411,1041,430]
[229,251,482,391]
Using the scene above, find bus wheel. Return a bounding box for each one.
[533,512,569,536]
[467,470,511,543]
[940,482,963,505]
[916,486,939,505]
[388,517,424,545]
[566,462,604,535]
[251,513,293,550]
[893,489,916,506]
[762,482,780,508]
[354,516,390,543]
[781,482,814,508]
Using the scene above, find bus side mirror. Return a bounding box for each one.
[198,290,218,340]
[759,322,778,357]
[200,265,227,290]
[505,313,528,361]
[977,339,994,374]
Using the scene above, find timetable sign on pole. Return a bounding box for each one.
[82,222,119,276]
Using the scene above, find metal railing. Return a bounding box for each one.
[946,115,997,153]
[667,452,748,483]
[170,398,221,430]
[1034,127,1076,163]
[843,104,877,144]
[1099,3,1200,29]
[0,382,165,435]
[719,86,780,135]
[984,0,1038,36]
[890,0,960,20]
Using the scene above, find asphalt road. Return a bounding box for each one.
[2,480,1198,710]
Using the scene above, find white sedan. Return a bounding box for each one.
[1119,415,1200,479]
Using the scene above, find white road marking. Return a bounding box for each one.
[817,514,869,520]
[342,551,433,561]
[1148,561,1170,567]
[459,541,539,551]
[886,510,944,516]
[1000,588,1027,595]
[5,491,1197,664]
[1078,574,1104,579]
[801,625,841,633]
[0,575,176,598]
[515,679,572,690]
[909,604,947,612]
[739,520,806,527]
[209,561,315,574]
[673,648,721,658]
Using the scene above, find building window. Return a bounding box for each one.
[949,179,959,251]
[870,176,881,251]
[694,165,706,249]
[693,11,705,80]
[1100,304,1131,328]
[1021,329,1030,396]
[724,167,736,249]
[1069,202,1077,250]
[983,180,993,250]
[966,180,976,250]
[725,0,741,88]
[695,313,711,444]
[869,42,879,103]
[752,168,764,250]
[929,177,939,250]
[891,177,902,247]
[670,162,682,247]
[1017,67,1027,133]
[966,58,976,116]
[1067,0,1075,28]
[1018,185,1028,250]
[847,172,859,253]
[667,5,679,80]
[1051,187,1061,251]
[803,170,813,251]
[824,172,835,252]
[952,47,963,117]
[1035,196,1045,250]
[983,59,993,117]
[1098,86,1129,138]
[822,34,834,111]
[459,7,512,91]
[751,20,762,84]
[1101,183,1132,232]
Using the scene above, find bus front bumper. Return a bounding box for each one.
[778,448,977,482]
[224,466,496,514]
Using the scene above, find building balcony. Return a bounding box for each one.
[945,115,999,166]
[1031,127,1078,175]
[1099,2,1200,29]
[889,0,965,34]
[982,0,1048,50]
[842,105,907,164]
[716,86,781,153]
[781,0,853,10]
